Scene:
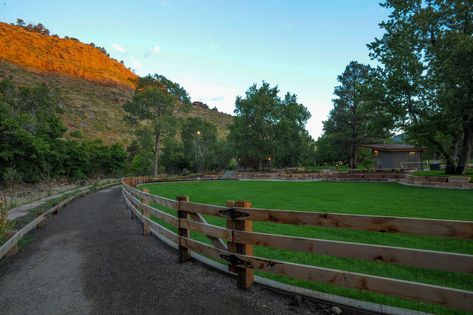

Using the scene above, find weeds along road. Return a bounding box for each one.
[0,186,329,315]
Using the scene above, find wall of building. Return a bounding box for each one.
[378,151,421,169]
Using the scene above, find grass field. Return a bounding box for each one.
[139,180,473,314]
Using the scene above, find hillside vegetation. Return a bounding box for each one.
[0,22,233,144]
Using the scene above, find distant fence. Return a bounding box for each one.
[122,176,473,312]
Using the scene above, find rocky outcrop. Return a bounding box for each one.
[0,22,137,89]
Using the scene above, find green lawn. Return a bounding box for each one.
[140,180,473,314]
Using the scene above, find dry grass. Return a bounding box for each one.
[0,61,233,144]
[0,195,11,243]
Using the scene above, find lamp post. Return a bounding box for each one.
[268,157,272,171]
[195,130,203,174]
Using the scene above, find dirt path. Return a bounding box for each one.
[0,186,331,315]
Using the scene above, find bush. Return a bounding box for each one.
[2,168,22,190]
[0,79,128,184]
[0,195,11,243]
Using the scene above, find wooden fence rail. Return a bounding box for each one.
[122,177,473,312]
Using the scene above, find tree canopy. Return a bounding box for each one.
[229,82,313,170]
[181,117,218,173]
[124,74,190,176]
[320,61,392,168]
[0,79,126,184]
[368,0,473,174]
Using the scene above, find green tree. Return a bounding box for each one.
[314,134,345,165]
[0,80,66,182]
[0,79,128,183]
[230,82,313,170]
[126,130,155,175]
[109,144,127,175]
[274,93,313,168]
[181,117,218,173]
[161,138,189,174]
[229,82,280,170]
[368,0,473,174]
[124,74,190,176]
[214,139,234,170]
[322,61,392,168]
[0,104,41,182]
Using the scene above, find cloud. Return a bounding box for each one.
[111,43,126,53]
[144,45,162,58]
[159,0,170,7]
[177,74,242,114]
[208,42,220,51]
[131,58,143,70]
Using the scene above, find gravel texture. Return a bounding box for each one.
[0,186,341,315]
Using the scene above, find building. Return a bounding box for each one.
[362,144,427,170]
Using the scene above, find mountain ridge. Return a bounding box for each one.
[0,22,233,144]
[0,22,137,89]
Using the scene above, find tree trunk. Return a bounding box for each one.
[455,117,472,175]
[431,138,456,175]
[350,143,357,169]
[154,131,161,177]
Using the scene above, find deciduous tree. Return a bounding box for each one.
[368,0,473,174]
[124,74,190,176]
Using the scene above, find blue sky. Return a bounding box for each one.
[0,0,388,138]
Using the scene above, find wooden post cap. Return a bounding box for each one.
[235,201,252,208]
[176,196,189,202]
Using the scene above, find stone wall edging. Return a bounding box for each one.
[234,172,473,189]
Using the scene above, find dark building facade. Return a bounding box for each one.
[362,144,426,170]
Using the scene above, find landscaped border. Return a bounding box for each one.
[235,171,473,189]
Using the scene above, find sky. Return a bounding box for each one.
[0,0,389,139]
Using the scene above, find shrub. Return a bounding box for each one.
[0,195,11,243]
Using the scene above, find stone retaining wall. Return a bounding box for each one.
[235,172,473,189]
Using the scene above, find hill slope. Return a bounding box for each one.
[0,22,233,144]
[0,22,137,89]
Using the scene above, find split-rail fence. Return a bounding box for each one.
[122,176,473,312]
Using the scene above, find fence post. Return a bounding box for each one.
[127,185,135,220]
[228,200,254,290]
[225,201,237,273]
[177,196,191,262]
[142,188,151,236]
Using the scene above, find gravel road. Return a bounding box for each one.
[0,186,337,315]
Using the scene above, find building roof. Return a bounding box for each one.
[361,144,427,152]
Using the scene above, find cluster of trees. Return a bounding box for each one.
[14,18,51,36]
[230,82,314,169]
[317,0,472,174]
[0,79,127,186]
[125,77,315,175]
[124,75,238,175]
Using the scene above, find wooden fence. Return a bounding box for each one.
[122,176,473,312]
